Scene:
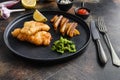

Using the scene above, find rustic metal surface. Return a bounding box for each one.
[0,0,120,80]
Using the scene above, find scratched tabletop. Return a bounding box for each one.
[0,0,120,80]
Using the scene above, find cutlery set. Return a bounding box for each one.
[91,17,120,67]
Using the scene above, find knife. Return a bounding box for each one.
[90,20,108,64]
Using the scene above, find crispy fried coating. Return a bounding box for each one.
[12,28,52,46]
[11,20,52,46]
[21,21,50,35]
[28,31,52,46]
[11,28,21,37]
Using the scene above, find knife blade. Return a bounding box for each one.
[90,20,108,64]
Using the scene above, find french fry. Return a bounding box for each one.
[69,23,78,37]
[67,22,74,35]
[60,19,69,35]
[50,15,58,22]
[60,17,67,27]
[53,15,63,30]
[73,29,80,36]
[51,15,80,37]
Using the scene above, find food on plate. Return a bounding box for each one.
[21,0,36,9]
[53,15,63,31]
[50,15,80,37]
[12,30,52,46]
[11,21,52,46]
[33,10,47,22]
[52,37,76,54]
[21,21,50,35]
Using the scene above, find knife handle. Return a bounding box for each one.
[96,39,108,64]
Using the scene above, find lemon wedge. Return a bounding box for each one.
[21,0,36,9]
[33,10,47,22]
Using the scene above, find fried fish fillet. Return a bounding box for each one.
[12,28,52,46]
[29,31,52,46]
[21,21,50,35]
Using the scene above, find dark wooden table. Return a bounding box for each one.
[1,0,120,80]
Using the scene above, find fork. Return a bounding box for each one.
[97,17,120,67]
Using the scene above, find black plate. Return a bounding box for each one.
[4,11,91,62]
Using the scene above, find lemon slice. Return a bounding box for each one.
[21,0,36,9]
[33,10,47,22]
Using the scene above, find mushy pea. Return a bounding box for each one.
[52,37,76,54]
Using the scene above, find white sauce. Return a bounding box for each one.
[60,0,72,4]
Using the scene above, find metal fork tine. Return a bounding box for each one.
[100,17,104,31]
[97,17,102,29]
[100,17,105,28]
[97,16,120,66]
[97,17,107,32]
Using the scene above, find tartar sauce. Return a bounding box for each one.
[59,0,72,4]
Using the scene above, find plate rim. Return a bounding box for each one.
[4,10,91,61]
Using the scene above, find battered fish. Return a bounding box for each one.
[11,20,52,46]
[21,21,50,35]
[12,28,52,46]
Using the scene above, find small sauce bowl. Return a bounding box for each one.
[74,7,90,20]
[57,0,73,11]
